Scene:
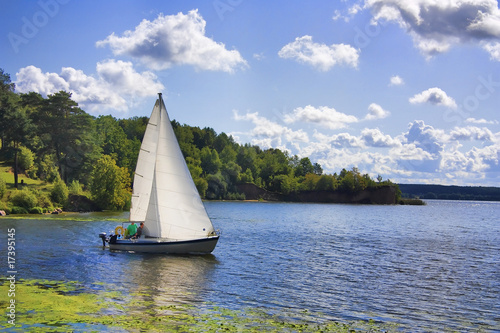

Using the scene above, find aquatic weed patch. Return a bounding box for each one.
[0,279,401,332]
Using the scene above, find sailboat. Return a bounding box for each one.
[101,93,219,254]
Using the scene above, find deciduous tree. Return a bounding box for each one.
[89,155,131,210]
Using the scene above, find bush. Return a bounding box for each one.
[38,155,59,182]
[11,206,28,214]
[68,180,82,195]
[10,189,37,210]
[29,207,44,214]
[36,192,53,209]
[0,201,11,214]
[0,178,6,199]
[18,146,35,171]
[51,178,69,205]
[226,192,245,200]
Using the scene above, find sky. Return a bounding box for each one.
[1,0,500,186]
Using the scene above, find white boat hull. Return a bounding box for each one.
[109,236,219,254]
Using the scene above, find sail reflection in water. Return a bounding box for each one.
[125,254,218,306]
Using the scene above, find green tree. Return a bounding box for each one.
[0,68,15,92]
[236,145,259,180]
[51,178,69,205]
[200,147,222,175]
[222,160,242,192]
[220,145,237,164]
[258,149,291,186]
[339,171,355,192]
[205,173,227,200]
[240,168,254,183]
[214,132,235,153]
[32,91,95,183]
[0,94,33,188]
[18,146,35,172]
[313,163,323,176]
[38,154,60,182]
[186,157,208,197]
[270,174,298,195]
[89,155,131,210]
[315,174,336,191]
[95,115,138,174]
[119,116,148,141]
[0,69,16,150]
[294,157,314,177]
[301,173,320,190]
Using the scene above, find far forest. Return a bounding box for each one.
[0,68,398,213]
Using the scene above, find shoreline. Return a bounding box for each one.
[0,211,128,222]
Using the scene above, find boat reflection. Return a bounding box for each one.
[121,254,219,307]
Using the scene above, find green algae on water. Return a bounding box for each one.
[0,278,401,332]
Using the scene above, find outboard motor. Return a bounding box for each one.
[109,234,118,244]
[99,232,107,247]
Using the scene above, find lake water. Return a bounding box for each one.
[1,200,499,332]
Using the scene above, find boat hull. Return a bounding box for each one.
[109,236,219,254]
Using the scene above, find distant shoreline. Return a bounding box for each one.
[398,183,500,202]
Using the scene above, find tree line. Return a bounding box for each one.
[398,184,500,202]
[0,68,396,213]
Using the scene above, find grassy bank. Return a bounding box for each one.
[0,163,53,191]
[0,162,101,215]
[0,211,127,222]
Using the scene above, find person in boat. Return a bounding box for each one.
[126,222,137,239]
[131,222,144,240]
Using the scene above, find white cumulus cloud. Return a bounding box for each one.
[365,0,500,59]
[233,110,309,150]
[284,105,359,130]
[364,103,390,120]
[361,128,401,147]
[278,35,359,71]
[96,10,248,73]
[465,117,499,125]
[409,87,457,108]
[15,61,164,113]
[483,41,500,61]
[448,126,495,141]
[389,75,404,86]
[313,131,364,148]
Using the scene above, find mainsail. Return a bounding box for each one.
[130,94,215,240]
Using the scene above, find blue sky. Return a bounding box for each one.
[1,0,500,186]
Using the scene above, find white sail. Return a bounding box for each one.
[133,94,215,240]
[129,99,160,223]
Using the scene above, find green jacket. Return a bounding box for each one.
[127,223,138,237]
